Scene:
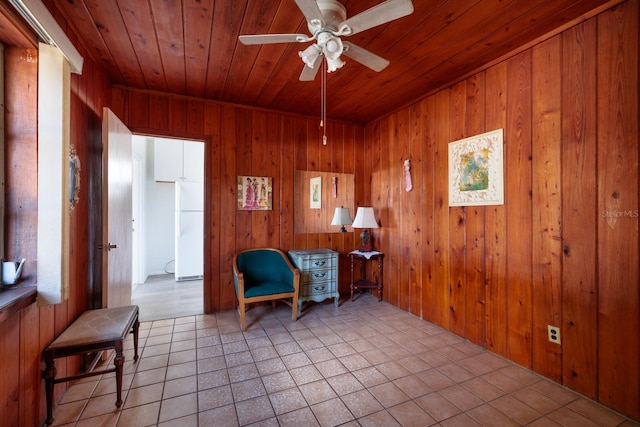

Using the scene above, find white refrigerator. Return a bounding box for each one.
[175,181,204,281]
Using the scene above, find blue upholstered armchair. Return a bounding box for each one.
[232,248,301,330]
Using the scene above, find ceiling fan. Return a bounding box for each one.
[238,0,414,81]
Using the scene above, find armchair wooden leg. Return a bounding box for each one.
[239,304,246,331]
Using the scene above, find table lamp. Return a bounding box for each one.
[330,206,352,232]
[351,207,379,252]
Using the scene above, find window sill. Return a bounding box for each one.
[0,285,37,324]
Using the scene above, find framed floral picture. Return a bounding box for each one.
[449,129,504,206]
[237,176,272,210]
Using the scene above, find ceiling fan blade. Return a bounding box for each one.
[299,56,323,81]
[239,34,308,45]
[339,0,414,36]
[294,0,325,26]
[342,42,390,72]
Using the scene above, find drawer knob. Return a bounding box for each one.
[314,286,325,291]
[314,272,326,278]
[314,261,326,266]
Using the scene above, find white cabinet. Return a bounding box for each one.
[182,142,204,180]
[154,138,203,182]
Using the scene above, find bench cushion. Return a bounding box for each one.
[47,305,139,350]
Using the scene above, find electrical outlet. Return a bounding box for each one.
[548,325,561,344]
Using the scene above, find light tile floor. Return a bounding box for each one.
[50,294,639,426]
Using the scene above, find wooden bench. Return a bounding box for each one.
[42,305,140,425]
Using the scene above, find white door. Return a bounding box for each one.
[102,107,133,308]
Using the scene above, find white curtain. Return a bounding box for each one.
[36,43,70,306]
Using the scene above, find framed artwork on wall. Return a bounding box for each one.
[310,176,322,209]
[237,176,272,210]
[449,128,504,206]
[69,144,81,213]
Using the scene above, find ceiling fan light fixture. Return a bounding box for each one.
[321,35,344,72]
[299,44,322,68]
[324,37,342,56]
[326,56,345,73]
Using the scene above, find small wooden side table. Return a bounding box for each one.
[349,250,384,301]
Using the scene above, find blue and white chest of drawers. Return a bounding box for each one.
[288,249,339,314]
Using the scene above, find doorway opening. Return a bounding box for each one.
[131,135,205,321]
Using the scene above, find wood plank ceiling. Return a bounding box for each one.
[49,0,613,124]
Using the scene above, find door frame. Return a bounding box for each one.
[131,134,206,317]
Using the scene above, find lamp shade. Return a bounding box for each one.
[351,207,379,229]
[331,207,352,227]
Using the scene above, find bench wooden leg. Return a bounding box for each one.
[43,355,57,425]
[133,319,140,361]
[114,340,125,407]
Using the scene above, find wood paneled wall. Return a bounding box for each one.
[0,27,110,427]
[365,1,639,419]
[109,89,366,313]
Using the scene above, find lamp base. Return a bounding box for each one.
[359,229,372,252]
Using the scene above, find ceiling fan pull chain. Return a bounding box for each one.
[322,61,327,145]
